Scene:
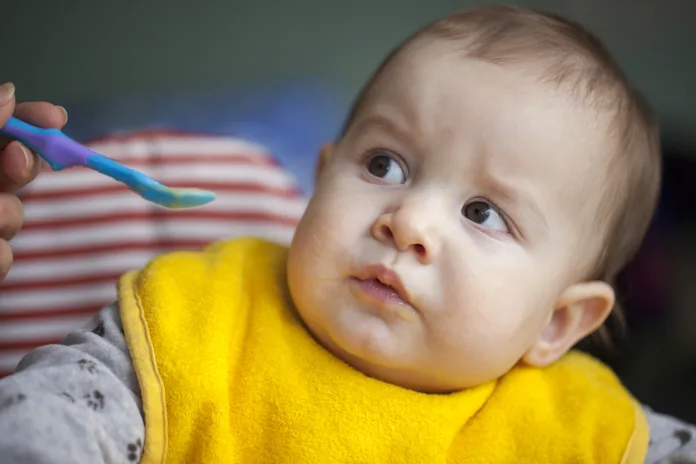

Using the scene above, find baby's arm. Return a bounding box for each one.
[0,302,145,463]
[644,405,696,463]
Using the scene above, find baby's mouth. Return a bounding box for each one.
[349,265,417,321]
[354,278,407,306]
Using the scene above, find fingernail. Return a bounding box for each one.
[56,105,68,124]
[0,83,15,105]
[17,142,32,170]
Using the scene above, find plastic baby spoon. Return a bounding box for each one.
[0,116,216,209]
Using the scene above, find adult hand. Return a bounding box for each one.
[0,82,68,279]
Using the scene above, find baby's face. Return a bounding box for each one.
[288,41,613,392]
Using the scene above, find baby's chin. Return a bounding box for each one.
[310,311,512,392]
[304,306,418,373]
[325,326,467,392]
[339,322,407,366]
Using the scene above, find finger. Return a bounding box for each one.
[14,101,68,129]
[0,141,41,192]
[0,239,12,280]
[0,101,68,151]
[0,83,17,129]
[0,194,24,241]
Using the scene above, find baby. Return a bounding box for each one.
[0,5,663,464]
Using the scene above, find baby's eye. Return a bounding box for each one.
[366,152,406,184]
[462,200,509,233]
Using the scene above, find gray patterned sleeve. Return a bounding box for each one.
[644,405,696,463]
[0,302,145,464]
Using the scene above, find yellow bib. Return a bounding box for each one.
[118,237,648,463]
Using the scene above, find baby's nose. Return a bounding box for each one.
[372,212,433,263]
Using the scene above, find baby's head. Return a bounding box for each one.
[287,5,661,392]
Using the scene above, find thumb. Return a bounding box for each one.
[0,83,16,127]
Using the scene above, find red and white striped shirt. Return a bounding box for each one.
[0,131,307,376]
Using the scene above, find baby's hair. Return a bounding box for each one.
[341,5,662,344]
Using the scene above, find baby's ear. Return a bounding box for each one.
[523,281,615,367]
[315,142,336,184]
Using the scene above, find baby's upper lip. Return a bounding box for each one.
[354,264,413,305]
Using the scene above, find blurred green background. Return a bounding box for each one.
[3,0,696,152]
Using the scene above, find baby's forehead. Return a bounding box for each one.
[361,46,613,160]
[364,42,570,131]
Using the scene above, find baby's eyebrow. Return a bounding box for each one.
[351,112,411,142]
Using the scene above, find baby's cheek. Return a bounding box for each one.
[436,273,537,344]
[295,197,342,247]
[292,194,362,278]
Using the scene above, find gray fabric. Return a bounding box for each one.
[0,302,143,463]
[645,406,696,463]
[0,302,694,463]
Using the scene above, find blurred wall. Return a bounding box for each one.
[2,0,695,151]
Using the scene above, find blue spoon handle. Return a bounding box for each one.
[0,116,215,209]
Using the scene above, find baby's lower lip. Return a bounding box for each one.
[352,277,406,305]
[349,277,417,323]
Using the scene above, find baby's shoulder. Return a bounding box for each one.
[118,235,288,320]
[486,351,648,462]
[131,236,286,284]
[144,236,284,268]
